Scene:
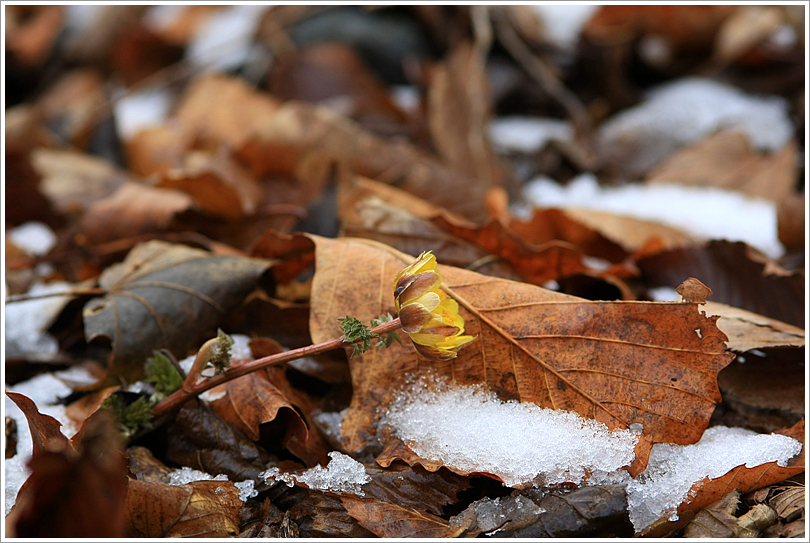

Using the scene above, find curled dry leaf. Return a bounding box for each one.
[124,479,241,538]
[82,240,271,385]
[5,390,70,456]
[703,301,804,352]
[306,236,734,462]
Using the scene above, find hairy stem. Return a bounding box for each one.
[151,317,401,416]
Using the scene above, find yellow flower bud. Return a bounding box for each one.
[393,252,475,360]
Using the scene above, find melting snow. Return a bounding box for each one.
[262,451,371,496]
[167,466,258,502]
[627,425,802,532]
[380,376,639,488]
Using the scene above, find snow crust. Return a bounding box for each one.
[261,451,371,496]
[380,377,639,488]
[598,77,792,174]
[521,173,783,259]
[627,426,803,532]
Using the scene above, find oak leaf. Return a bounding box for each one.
[306,236,734,461]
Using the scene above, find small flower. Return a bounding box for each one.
[393,251,475,360]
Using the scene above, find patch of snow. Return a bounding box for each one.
[598,77,793,175]
[530,5,600,50]
[168,466,229,486]
[261,451,371,496]
[167,466,258,502]
[7,222,57,256]
[488,117,573,154]
[5,281,74,358]
[521,173,784,259]
[626,426,802,532]
[390,85,420,114]
[186,5,267,71]
[312,410,343,443]
[648,287,680,302]
[380,376,639,488]
[114,86,173,141]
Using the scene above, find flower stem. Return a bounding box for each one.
[151,317,401,417]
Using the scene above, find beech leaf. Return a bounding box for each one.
[82,240,271,384]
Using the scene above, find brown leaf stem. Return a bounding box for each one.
[151,317,401,417]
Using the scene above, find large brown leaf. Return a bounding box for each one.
[83,240,271,384]
[306,236,734,457]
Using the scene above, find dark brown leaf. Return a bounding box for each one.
[165,400,278,488]
[5,390,70,456]
[82,239,271,384]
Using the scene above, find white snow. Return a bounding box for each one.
[530,5,600,50]
[5,281,74,359]
[113,86,173,141]
[7,222,57,256]
[186,5,267,71]
[626,425,802,532]
[261,451,371,496]
[380,376,640,488]
[598,77,793,174]
[521,173,784,259]
[4,366,96,516]
[488,117,573,154]
[167,466,258,502]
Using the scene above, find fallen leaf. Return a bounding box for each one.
[78,182,194,245]
[6,410,127,538]
[207,362,308,446]
[5,390,70,456]
[124,479,241,538]
[341,462,471,538]
[158,150,264,220]
[127,445,174,484]
[646,131,798,204]
[164,400,278,487]
[703,301,804,352]
[637,240,805,327]
[82,240,271,384]
[683,489,748,538]
[305,236,734,458]
[717,349,804,433]
[284,489,375,538]
[640,419,805,537]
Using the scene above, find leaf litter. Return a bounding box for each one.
[4,4,805,539]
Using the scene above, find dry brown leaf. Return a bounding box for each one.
[124,479,241,538]
[340,497,455,538]
[647,131,799,204]
[78,182,193,245]
[425,36,509,189]
[305,236,734,459]
[703,301,804,352]
[5,391,71,457]
[208,363,308,445]
[158,150,263,220]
